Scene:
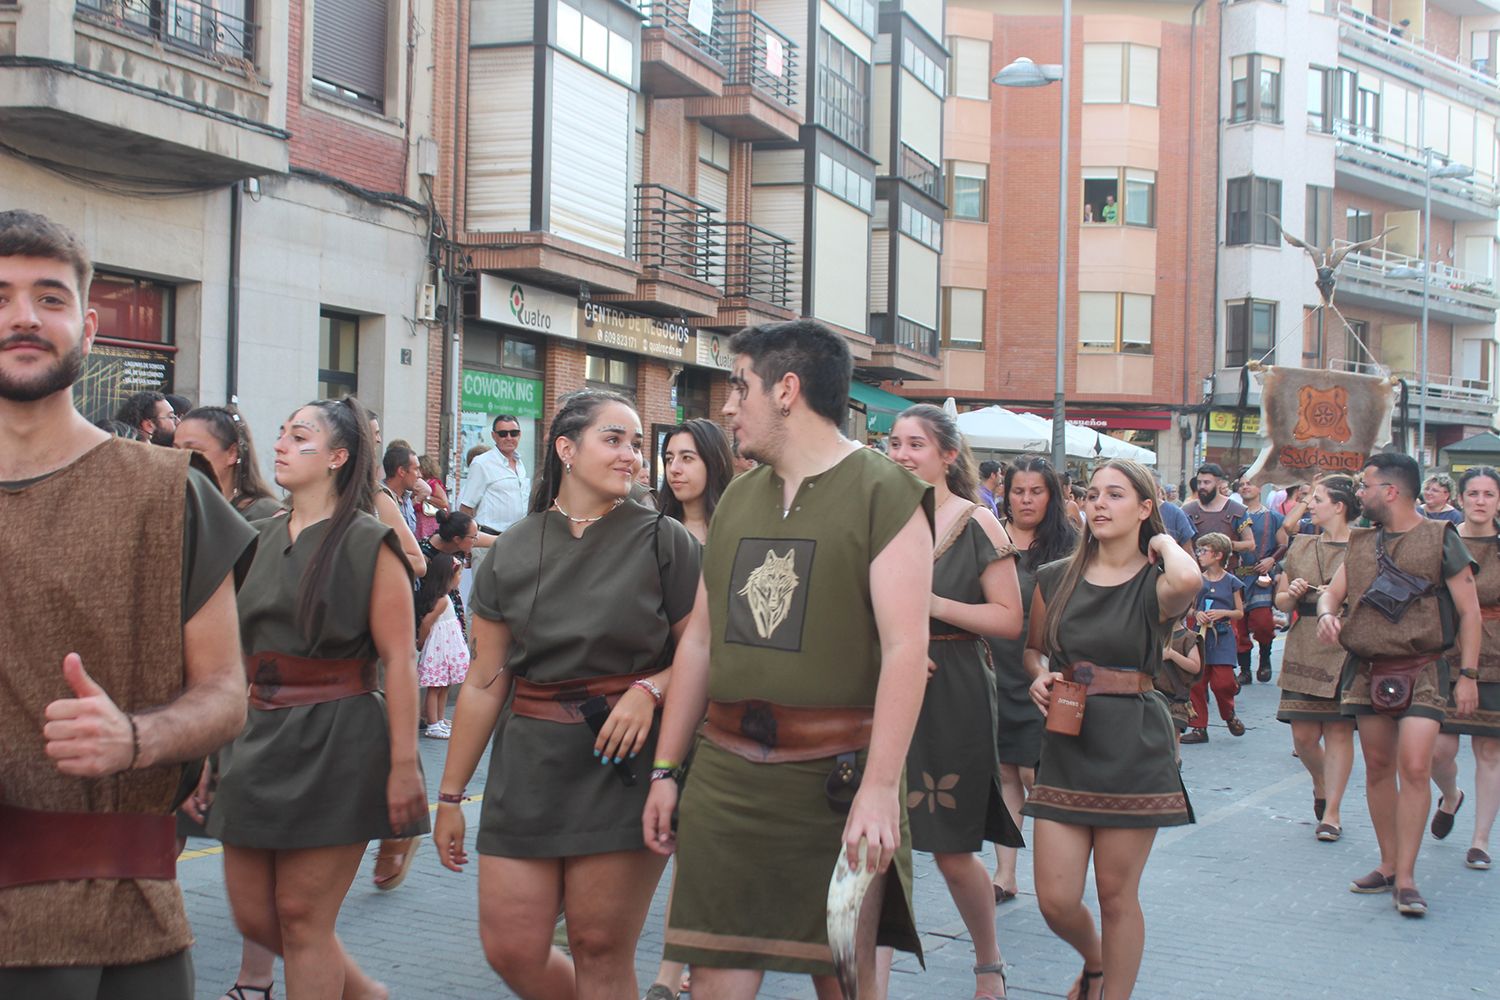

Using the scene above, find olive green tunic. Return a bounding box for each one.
[237,495,285,521]
[1443,534,1500,737]
[210,513,428,848]
[468,502,700,857]
[666,448,932,975]
[989,548,1044,767]
[1023,560,1193,829]
[1277,535,1350,724]
[907,510,1023,853]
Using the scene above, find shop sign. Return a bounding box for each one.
[478,275,577,337]
[1209,410,1260,435]
[695,330,733,371]
[75,343,173,424]
[460,369,544,420]
[580,301,692,362]
[1015,408,1172,431]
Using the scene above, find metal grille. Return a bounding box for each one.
[77,0,257,63]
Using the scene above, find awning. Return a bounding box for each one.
[849,381,914,434]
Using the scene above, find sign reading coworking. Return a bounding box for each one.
[460,369,544,420]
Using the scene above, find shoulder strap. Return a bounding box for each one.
[934,501,980,563]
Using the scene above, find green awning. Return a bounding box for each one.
[1442,431,1500,454]
[849,381,914,434]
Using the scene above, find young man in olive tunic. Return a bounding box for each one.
[0,211,255,997]
[1317,452,1481,916]
[644,320,934,1000]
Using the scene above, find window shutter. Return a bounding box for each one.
[312,0,390,103]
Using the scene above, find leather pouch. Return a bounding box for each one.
[1358,530,1434,624]
[1045,679,1087,736]
[1369,659,1430,716]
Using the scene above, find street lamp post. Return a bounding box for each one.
[994,0,1071,472]
[1417,149,1473,470]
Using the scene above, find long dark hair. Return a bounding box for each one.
[529,388,637,514]
[895,403,979,503]
[657,418,734,525]
[1041,459,1166,657]
[415,551,458,621]
[1003,454,1079,572]
[295,397,378,641]
[182,404,276,508]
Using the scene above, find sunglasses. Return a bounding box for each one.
[493,429,521,438]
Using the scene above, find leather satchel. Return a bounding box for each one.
[1358,529,1435,624]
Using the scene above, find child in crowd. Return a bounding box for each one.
[1182,532,1246,744]
[1160,612,1203,736]
[417,552,470,738]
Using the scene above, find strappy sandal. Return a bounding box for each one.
[223,986,273,1000]
[1070,968,1103,1000]
[372,837,418,891]
[972,960,1007,999]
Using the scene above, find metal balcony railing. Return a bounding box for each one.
[1332,357,1495,409]
[718,9,798,107]
[889,317,938,356]
[1331,119,1500,208]
[634,184,720,284]
[641,0,720,62]
[899,143,942,201]
[1333,239,1500,311]
[720,221,791,308]
[77,0,257,64]
[1337,4,1498,99]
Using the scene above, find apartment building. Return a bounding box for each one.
[922,0,1220,486]
[0,1,442,459]
[432,0,946,468]
[1210,0,1500,470]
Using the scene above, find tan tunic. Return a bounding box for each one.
[1340,520,1450,661]
[1279,535,1349,698]
[1460,535,1500,683]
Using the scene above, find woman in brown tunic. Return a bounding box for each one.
[431,390,700,999]
[1431,466,1500,870]
[1273,475,1360,842]
[889,405,1023,999]
[210,397,428,1000]
[1024,461,1200,1000]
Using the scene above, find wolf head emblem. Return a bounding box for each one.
[738,548,800,640]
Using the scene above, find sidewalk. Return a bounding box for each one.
[182,644,1498,998]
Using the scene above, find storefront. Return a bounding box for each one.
[848,380,916,444]
[77,271,176,423]
[1203,409,1264,477]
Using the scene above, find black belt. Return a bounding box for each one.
[1297,600,1320,617]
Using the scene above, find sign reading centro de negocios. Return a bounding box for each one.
[580,302,692,362]
[461,369,545,420]
[478,274,577,337]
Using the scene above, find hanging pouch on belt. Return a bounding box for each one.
[1046,679,1087,736]
[1368,655,1436,716]
[825,753,862,814]
[580,695,637,787]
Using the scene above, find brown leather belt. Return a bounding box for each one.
[1364,653,1440,674]
[245,651,378,710]
[510,668,662,724]
[931,631,981,641]
[1480,605,1500,622]
[701,699,873,764]
[0,803,176,889]
[1062,661,1155,696]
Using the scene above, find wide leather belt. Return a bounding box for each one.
[702,700,873,764]
[244,651,378,710]
[1363,653,1440,674]
[1062,661,1155,696]
[1296,600,1321,618]
[510,668,662,724]
[0,803,176,889]
[930,631,981,641]
[1480,605,1500,622]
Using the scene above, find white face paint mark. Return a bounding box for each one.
[297,446,319,455]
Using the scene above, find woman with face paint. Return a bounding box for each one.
[431,389,702,1000]
[208,396,428,1000]
[1429,466,1500,870]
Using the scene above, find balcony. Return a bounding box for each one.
[1333,358,1496,426]
[1336,4,1500,111]
[620,184,724,317]
[1332,120,1499,222]
[863,314,943,380]
[683,10,800,142]
[714,220,797,327]
[1332,239,1500,325]
[640,0,725,99]
[0,1,287,183]
[898,143,942,203]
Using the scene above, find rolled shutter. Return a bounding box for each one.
[312,0,390,102]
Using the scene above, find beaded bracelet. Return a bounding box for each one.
[631,678,663,706]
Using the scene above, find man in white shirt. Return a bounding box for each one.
[460,414,530,540]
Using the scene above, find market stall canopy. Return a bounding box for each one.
[1000,410,1157,464]
[1441,431,1500,455]
[955,406,1051,453]
[849,381,915,434]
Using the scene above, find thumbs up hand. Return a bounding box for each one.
[44,654,137,777]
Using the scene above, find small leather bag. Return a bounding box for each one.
[1046,679,1087,736]
[1368,656,1435,716]
[1358,529,1435,624]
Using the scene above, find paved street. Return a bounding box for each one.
[182,641,1500,998]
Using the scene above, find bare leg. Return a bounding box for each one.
[991,764,1032,892]
[691,968,763,1000]
[220,939,277,998]
[1472,736,1500,852]
[423,686,449,726]
[1091,826,1158,1000]
[933,852,1004,996]
[1393,715,1441,888]
[1031,819,1102,996]
[1290,721,1328,799]
[1432,732,1462,812]
[1322,721,1356,830]
[1356,714,1399,877]
[272,844,382,1000]
[477,855,575,1000]
[223,846,284,958]
[562,849,669,1000]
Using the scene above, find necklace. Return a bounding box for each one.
[552,497,623,523]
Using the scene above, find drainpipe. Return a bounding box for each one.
[226,180,242,402]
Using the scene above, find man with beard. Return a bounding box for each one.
[1316,452,1480,917]
[1182,463,1257,682]
[643,319,933,1000]
[117,390,178,446]
[0,210,255,997]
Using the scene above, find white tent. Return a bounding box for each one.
[966,408,1157,464]
[954,406,1050,453]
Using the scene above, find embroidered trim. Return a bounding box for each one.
[1028,785,1187,816]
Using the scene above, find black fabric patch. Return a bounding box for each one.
[724,537,816,652]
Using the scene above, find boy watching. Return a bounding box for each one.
[1182,532,1247,744]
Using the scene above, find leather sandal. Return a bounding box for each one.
[973,960,1007,999]
[373,837,418,891]
[993,883,1018,903]
[1315,823,1342,842]
[1430,791,1464,840]
[1071,968,1103,1000]
[1394,887,1427,917]
[1349,869,1394,893]
[223,986,273,1000]
[1466,848,1492,870]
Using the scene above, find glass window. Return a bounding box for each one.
[88,273,174,345]
[1305,185,1333,248]
[1124,170,1155,227]
[1120,293,1152,354]
[1225,176,1281,246]
[901,36,945,96]
[1082,169,1119,224]
[581,15,609,68]
[1307,66,1333,133]
[1225,299,1276,368]
[557,3,582,56]
[817,30,870,150]
[502,335,541,371]
[1302,305,1323,365]
[942,287,985,347]
[1230,54,1281,124]
[1346,206,1373,242]
[318,311,359,399]
[586,349,637,394]
[947,162,987,221]
[1083,43,1156,105]
[1082,168,1155,227]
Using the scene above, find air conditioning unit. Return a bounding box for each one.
[417,283,437,322]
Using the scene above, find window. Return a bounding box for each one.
[1230,54,1281,124]
[1082,43,1157,106]
[1224,299,1276,368]
[89,273,174,345]
[816,151,873,211]
[78,0,257,63]
[699,127,731,170]
[946,162,987,221]
[899,201,942,251]
[318,311,360,399]
[817,30,870,149]
[901,37,945,96]
[942,288,985,347]
[1225,176,1281,246]
[1307,66,1334,133]
[1346,206,1372,242]
[1081,168,1155,227]
[502,336,541,371]
[947,37,991,100]
[312,0,389,111]
[1080,292,1153,354]
[1302,306,1323,365]
[1345,318,1371,367]
[585,349,637,396]
[827,0,876,35]
[1305,185,1333,248]
[556,1,634,84]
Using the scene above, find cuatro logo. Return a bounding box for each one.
[509,283,553,331]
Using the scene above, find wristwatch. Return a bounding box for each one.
[650,766,685,785]
[1459,667,1480,680]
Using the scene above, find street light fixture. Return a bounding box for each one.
[1415,150,1474,469]
[994,0,1072,473]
